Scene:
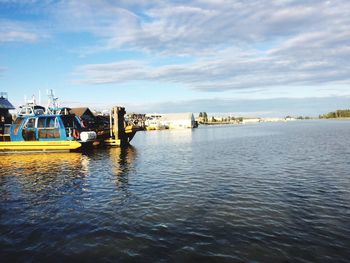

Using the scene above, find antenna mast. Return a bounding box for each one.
[46,89,59,114]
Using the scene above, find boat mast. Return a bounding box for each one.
[46,89,59,114]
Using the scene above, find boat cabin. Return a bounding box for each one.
[18,105,46,116]
[10,114,82,142]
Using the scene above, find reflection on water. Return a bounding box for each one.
[109,146,136,177]
[0,152,84,175]
[107,146,137,190]
[1,121,350,262]
[0,153,85,194]
[0,147,136,183]
[140,128,194,145]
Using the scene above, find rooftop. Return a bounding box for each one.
[0,93,15,110]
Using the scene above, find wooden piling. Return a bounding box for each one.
[105,106,128,147]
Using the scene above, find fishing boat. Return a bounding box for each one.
[0,91,96,152]
[0,112,96,152]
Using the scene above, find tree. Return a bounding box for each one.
[203,112,208,122]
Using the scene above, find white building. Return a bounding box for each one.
[145,114,165,130]
[160,113,196,129]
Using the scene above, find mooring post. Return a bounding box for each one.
[113,107,118,142]
[118,107,128,146]
[112,106,128,146]
[105,106,129,147]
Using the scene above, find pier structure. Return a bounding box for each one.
[105,106,140,147]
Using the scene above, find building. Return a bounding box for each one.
[160,113,196,129]
[126,113,146,128]
[0,92,15,135]
[145,114,165,130]
[70,107,96,127]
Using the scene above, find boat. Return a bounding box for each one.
[0,91,139,151]
[0,107,96,152]
[0,113,96,152]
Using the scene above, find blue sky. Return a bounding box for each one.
[0,0,350,117]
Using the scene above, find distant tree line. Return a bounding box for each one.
[198,112,243,124]
[319,109,350,119]
[198,112,208,122]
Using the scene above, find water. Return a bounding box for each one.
[1,120,350,262]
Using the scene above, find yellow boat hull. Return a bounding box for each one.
[0,141,82,151]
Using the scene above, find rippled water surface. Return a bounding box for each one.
[1,120,350,262]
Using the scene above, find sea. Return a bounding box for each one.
[1,120,350,262]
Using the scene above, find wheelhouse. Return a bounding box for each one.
[10,114,82,141]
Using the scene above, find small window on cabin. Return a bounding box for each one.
[13,117,24,135]
[55,118,60,128]
[37,117,46,128]
[25,118,36,129]
[37,117,60,129]
[14,118,23,125]
[47,117,56,128]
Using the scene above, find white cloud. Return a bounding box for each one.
[74,39,350,93]
[52,1,140,37]
[55,0,348,55]
[0,31,38,42]
[64,0,350,94]
[2,0,349,96]
[0,20,42,43]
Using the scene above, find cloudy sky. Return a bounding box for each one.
[1,0,349,116]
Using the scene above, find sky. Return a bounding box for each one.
[0,0,350,117]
